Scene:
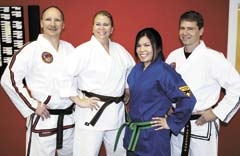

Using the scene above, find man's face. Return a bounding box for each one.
[41,7,64,38]
[179,20,203,48]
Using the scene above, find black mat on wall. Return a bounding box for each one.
[28,5,40,41]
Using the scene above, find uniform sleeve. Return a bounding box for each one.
[124,49,136,89]
[59,45,88,97]
[165,52,174,64]
[162,68,196,135]
[1,44,38,118]
[211,54,240,123]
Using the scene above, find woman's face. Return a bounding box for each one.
[92,14,113,41]
[136,36,153,68]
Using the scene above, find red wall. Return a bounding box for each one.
[0,0,239,156]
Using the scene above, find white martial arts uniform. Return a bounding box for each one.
[62,35,135,156]
[1,34,75,156]
[166,41,240,156]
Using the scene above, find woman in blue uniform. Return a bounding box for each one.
[122,28,196,156]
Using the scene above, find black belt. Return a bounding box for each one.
[181,114,201,156]
[82,90,123,126]
[48,104,74,149]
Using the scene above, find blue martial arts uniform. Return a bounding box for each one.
[123,58,196,156]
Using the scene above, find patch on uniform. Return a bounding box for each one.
[42,52,53,63]
[179,86,191,97]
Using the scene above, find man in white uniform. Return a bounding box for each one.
[166,10,240,156]
[1,6,75,156]
[61,10,135,156]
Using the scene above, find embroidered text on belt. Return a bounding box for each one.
[114,121,152,152]
[82,90,124,126]
[48,104,74,149]
[181,114,200,156]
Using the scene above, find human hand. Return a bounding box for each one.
[35,102,50,120]
[151,116,170,130]
[194,109,217,126]
[123,89,130,105]
[167,106,174,116]
[170,62,176,69]
[79,96,100,111]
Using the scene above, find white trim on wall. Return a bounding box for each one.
[227,0,240,66]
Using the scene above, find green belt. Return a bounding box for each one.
[114,121,152,152]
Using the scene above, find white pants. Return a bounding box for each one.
[73,128,126,156]
[26,127,74,156]
[171,121,218,156]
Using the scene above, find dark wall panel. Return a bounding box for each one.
[28,5,40,41]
